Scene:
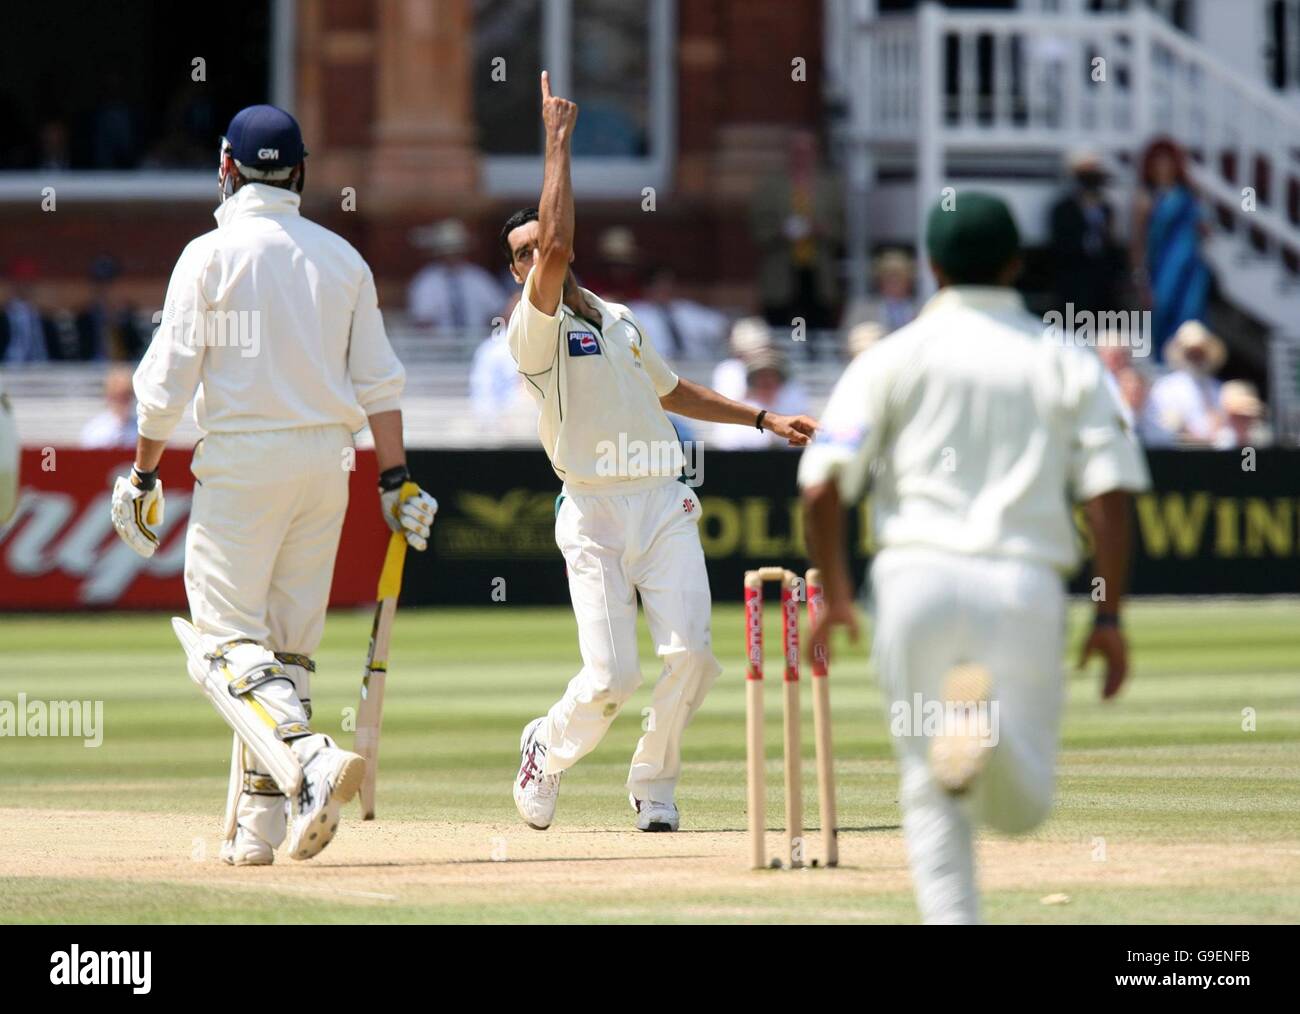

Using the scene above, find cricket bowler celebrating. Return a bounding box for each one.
[109,105,437,865]
[800,193,1149,922]
[507,73,817,832]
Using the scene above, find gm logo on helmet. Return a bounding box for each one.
[257,148,280,160]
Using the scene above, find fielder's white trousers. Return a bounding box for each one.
[545,480,722,803]
[186,425,352,654]
[870,546,1067,924]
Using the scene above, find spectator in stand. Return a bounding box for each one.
[90,72,138,170]
[144,81,219,169]
[627,265,728,362]
[709,320,809,450]
[80,366,138,449]
[469,291,534,436]
[751,128,843,354]
[711,343,810,450]
[580,227,643,303]
[75,255,144,361]
[0,369,16,525]
[846,321,887,360]
[1214,381,1272,449]
[1132,137,1211,357]
[1097,336,1161,446]
[38,120,71,171]
[841,249,918,336]
[408,219,507,333]
[0,258,59,363]
[1049,149,1126,317]
[1117,367,1158,445]
[1144,321,1227,446]
[711,317,776,403]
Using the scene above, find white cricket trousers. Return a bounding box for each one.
[870,546,1067,924]
[545,480,723,803]
[186,425,353,847]
[186,424,352,654]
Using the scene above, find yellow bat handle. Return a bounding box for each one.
[377,481,418,599]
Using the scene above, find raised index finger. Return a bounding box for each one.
[541,70,551,100]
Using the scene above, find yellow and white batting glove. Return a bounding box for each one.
[378,466,437,552]
[110,466,165,558]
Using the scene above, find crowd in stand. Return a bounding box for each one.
[2,132,1271,451]
[0,256,144,364]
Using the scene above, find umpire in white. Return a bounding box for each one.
[110,105,437,865]
[801,193,1149,923]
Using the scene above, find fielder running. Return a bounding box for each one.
[109,105,437,865]
[507,73,817,832]
[801,193,1149,922]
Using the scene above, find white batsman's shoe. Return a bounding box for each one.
[930,663,994,795]
[287,735,364,861]
[219,825,275,866]
[630,794,680,832]
[513,717,561,830]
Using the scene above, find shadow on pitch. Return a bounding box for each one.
[563,824,902,834]
[307,854,716,869]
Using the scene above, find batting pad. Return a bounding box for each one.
[172,618,303,797]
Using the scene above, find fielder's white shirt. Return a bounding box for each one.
[508,267,681,493]
[135,183,405,441]
[798,286,1150,571]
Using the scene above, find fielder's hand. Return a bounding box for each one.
[378,467,438,552]
[1077,621,1128,699]
[808,577,860,668]
[764,413,819,447]
[541,71,578,141]
[110,467,165,558]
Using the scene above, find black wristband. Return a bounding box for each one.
[378,464,411,492]
[131,466,158,492]
[1094,613,1120,629]
[755,410,768,432]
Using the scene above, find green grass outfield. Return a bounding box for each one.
[1,598,1297,923]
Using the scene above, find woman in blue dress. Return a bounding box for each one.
[1131,137,1211,358]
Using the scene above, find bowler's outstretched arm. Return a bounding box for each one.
[532,71,577,316]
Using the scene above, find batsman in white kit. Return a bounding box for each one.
[506,73,817,832]
[108,105,437,865]
[801,193,1150,922]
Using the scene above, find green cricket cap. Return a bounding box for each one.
[925,192,1021,284]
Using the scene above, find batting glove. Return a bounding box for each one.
[378,465,437,552]
[110,467,165,558]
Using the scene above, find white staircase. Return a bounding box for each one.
[832,1,1300,330]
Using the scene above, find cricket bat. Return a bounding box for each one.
[355,490,416,820]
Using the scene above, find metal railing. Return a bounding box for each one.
[837,3,1300,299]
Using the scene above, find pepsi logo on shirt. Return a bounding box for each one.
[567,332,601,357]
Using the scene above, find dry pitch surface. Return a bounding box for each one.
[3,808,1298,924]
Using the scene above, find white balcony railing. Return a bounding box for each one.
[837,3,1300,300]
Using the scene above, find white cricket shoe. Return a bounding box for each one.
[220,826,275,867]
[930,663,994,795]
[513,717,561,830]
[287,734,364,861]
[630,794,680,832]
